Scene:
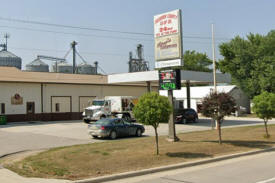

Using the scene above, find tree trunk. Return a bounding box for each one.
[154,127,159,155]
[217,120,222,144]
[264,120,269,137]
[211,119,215,130]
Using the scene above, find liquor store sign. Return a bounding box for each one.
[159,70,181,90]
[154,9,183,68]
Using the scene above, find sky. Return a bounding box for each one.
[0,0,274,74]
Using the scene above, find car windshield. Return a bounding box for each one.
[95,119,113,125]
[92,100,105,106]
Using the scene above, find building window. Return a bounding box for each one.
[1,103,5,114]
[55,103,60,112]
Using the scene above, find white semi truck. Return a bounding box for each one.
[82,96,137,123]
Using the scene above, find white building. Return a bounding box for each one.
[0,65,236,122]
[159,85,250,114]
[0,67,158,122]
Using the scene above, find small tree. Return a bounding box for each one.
[252,91,275,138]
[201,92,236,144]
[133,92,172,155]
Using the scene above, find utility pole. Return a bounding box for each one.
[71,41,77,74]
[4,33,9,51]
[212,24,217,93]
[212,24,217,129]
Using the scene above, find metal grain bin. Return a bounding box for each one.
[53,62,73,73]
[0,50,22,69]
[77,63,97,75]
[25,58,49,72]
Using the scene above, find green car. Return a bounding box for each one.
[88,118,145,139]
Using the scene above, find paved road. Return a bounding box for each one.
[105,150,275,183]
[0,121,91,157]
[0,117,274,157]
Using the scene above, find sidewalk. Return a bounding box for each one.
[0,167,71,183]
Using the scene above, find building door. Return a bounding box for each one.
[26,102,35,121]
[51,96,71,120]
[51,97,71,113]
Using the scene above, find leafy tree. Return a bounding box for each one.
[218,30,275,98]
[201,92,236,144]
[176,50,212,72]
[133,92,172,155]
[252,92,275,138]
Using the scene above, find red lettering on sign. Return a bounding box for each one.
[167,14,177,19]
[155,15,167,24]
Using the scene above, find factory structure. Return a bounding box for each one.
[128,44,149,73]
[0,35,98,75]
[0,35,150,75]
[0,34,157,122]
[0,34,22,70]
[0,34,248,122]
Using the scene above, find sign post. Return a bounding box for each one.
[154,9,183,142]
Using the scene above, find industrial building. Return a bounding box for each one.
[0,66,157,122]
[0,36,238,122]
[0,37,154,122]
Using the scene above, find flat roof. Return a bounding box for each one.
[0,66,108,85]
[0,67,231,86]
[108,70,231,84]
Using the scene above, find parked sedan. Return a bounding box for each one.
[88,118,145,139]
[175,108,199,124]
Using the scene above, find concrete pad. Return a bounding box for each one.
[0,168,71,183]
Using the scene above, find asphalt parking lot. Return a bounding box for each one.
[0,117,274,157]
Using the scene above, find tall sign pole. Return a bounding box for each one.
[154,10,183,142]
[212,24,217,93]
[212,24,217,129]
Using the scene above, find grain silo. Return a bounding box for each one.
[0,50,22,70]
[77,62,97,75]
[26,58,49,72]
[52,62,73,73]
[0,33,22,70]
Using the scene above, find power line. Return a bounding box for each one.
[0,25,153,42]
[0,17,152,36]
[0,18,232,41]
[9,46,153,58]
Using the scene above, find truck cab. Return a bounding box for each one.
[83,99,111,123]
[83,96,136,123]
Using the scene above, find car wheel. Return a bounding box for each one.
[84,119,91,124]
[100,115,106,119]
[92,135,98,139]
[136,128,142,137]
[110,131,117,140]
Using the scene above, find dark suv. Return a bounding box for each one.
[175,108,198,124]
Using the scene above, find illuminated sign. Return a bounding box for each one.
[154,9,183,68]
[159,69,181,90]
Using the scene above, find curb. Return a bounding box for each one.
[74,147,275,183]
[0,150,30,159]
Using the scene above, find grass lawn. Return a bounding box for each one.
[3,124,275,180]
[238,113,258,118]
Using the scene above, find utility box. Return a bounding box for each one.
[0,115,7,125]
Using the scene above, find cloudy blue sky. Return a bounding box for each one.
[0,0,274,74]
